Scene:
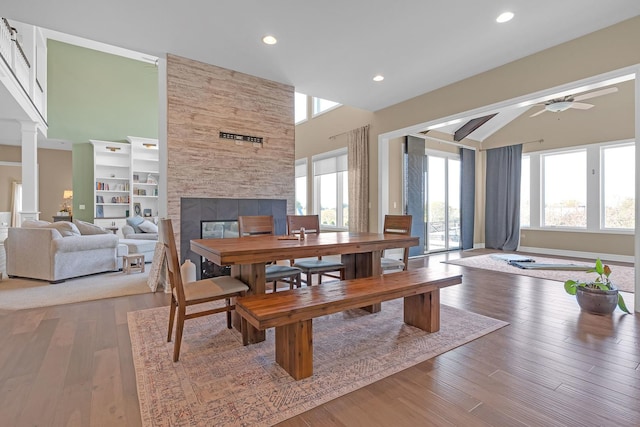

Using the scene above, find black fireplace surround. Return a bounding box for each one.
[180,198,287,280]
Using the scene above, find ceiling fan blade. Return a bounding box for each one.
[529,108,547,117]
[569,102,594,110]
[573,86,618,102]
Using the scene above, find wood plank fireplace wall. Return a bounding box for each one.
[166,54,295,256]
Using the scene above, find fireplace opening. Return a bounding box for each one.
[201,220,238,278]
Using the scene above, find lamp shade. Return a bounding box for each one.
[63,190,73,199]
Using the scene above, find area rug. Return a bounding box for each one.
[0,269,152,310]
[128,300,508,427]
[446,253,635,293]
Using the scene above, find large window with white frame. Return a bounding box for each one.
[295,158,308,215]
[520,139,634,231]
[313,148,348,229]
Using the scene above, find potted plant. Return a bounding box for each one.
[564,258,631,315]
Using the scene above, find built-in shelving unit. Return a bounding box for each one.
[90,137,159,231]
[129,136,159,219]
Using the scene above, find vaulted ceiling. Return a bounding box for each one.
[4,1,640,112]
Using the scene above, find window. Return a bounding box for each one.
[602,143,635,229]
[543,150,587,227]
[295,92,308,124]
[520,139,634,232]
[313,148,348,229]
[295,159,308,215]
[312,96,340,116]
[520,156,530,227]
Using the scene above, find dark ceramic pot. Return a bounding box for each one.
[575,285,619,315]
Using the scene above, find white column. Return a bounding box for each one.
[20,121,39,223]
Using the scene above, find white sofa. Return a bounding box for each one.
[122,216,158,240]
[5,222,121,283]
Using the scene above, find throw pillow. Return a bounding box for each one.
[73,219,109,235]
[138,220,158,233]
[126,215,145,233]
[47,221,81,237]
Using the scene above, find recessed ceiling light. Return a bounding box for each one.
[496,11,514,23]
[262,35,277,45]
[373,75,384,82]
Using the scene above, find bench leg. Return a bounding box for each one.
[404,289,440,332]
[275,320,313,380]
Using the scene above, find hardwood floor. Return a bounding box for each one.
[0,250,637,426]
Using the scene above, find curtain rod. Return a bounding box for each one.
[329,124,370,140]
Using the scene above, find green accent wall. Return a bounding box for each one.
[47,40,158,222]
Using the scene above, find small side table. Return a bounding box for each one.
[105,226,119,234]
[123,253,145,274]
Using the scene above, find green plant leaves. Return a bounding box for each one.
[617,294,631,314]
[564,280,577,295]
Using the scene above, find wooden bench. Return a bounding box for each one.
[235,267,462,380]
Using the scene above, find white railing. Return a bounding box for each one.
[0,16,46,123]
[0,18,11,64]
[13,40,30,89]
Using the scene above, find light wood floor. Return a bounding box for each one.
[0,250,637,426]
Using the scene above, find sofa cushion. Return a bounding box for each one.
[73,219,110,235]
[22,219,52,228]
[138,220,158,233]
[126,215,145,233]
[23,219,80,237]
[48,221,81,237]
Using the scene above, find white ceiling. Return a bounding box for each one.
[4,1,640,112]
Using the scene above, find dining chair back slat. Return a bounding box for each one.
[286,214,345,285]
[382,214,413,272]
[238,215,302,292]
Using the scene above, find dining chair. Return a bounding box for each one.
[237,215,302,292]
[286,214,345,285]
[381,214,413,272]
[160,218,249,362]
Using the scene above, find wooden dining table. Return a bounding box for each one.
[190,231,419,343]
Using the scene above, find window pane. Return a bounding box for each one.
[448,159,460,248]
[319,173,337,226]
[313,97,340,115]
[295,92,307,124]
[543,151,586,227]
[295,176,307,215]
[427,156,445,250]
[603,144,634,229]
[520,156,530,227]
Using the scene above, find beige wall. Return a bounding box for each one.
[0,145,73,221]
[166,55,295,253]
[295,15,640,256]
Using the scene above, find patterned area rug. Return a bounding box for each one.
[446,253,635,293]
[128,300,507,426]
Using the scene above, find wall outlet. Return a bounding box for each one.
[79,204,85,210]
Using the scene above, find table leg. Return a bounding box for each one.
[342,250,382,313]
[275,319,313,380]
[232,263,267,343]
[404,289,440,332]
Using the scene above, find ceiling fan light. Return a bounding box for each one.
[546,101,573,112]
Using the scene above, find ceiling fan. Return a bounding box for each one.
[529,86,618,117]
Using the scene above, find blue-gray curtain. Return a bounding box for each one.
[485,144,522,251]
[460,148,475,250]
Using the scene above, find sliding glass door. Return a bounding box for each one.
[424,152,461,252]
